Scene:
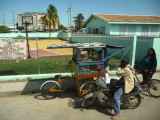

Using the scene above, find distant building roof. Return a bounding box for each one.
[94,14,160,23]
[83,14,160,27]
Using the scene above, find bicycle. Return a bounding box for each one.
[40,75,76,99]
[134,72,160,98]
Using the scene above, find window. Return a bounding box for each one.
[142,26,148,36]
[88,27,92,34]
[100,26,105,34]
[129,25,135,35]
[93,28,99,34]
[119,25,126,35]
[151,26,158,36]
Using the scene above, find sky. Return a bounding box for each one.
[0,0,160,27]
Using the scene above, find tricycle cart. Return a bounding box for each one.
[40,42,124,99]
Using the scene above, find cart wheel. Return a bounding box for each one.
[40,80,61,99]
[79,81,96,96]
[80,81,96,107]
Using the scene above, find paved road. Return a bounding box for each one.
[0,91,160,120]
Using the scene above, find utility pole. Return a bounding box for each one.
[70,1,71,32]
[67,7,70,31]
[12,11,15,32]
[3,13,5,26]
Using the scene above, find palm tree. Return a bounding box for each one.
[47,4,59,33]
[41,15,49,31]
[73,13,84,31]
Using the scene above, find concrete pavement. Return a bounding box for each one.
[0,91,160,120]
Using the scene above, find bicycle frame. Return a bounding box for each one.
[50,76,76,92]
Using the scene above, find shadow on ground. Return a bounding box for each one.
[34,89,114,117]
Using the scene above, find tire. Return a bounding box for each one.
[81,95,96,107]
[79,81,96,95]
[147,79,160,97]
[125,95,141,109]
[80,81,97,107]
[40,80,61,99]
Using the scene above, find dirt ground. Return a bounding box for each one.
[0,91,160,120]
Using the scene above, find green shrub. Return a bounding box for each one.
[0,26,10,33]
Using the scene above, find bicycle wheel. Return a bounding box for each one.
[81,95,96,107]
[80,81,96,107]
[41,80,61,99]
[79,81,96,95]
[124,95,141,109]
[147,79,160,97]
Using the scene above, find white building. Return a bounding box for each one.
[17,12,47,31]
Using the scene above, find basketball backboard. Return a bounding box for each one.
[22,16,33,25]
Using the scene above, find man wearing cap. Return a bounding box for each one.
[110,58,135,120]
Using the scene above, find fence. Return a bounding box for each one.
[0,33,159,76]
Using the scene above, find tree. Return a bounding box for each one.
[0,26,10,33]
[58,24,67,32]
[47,4,59,32]
[41,15,49,31]
[73,13,85,31]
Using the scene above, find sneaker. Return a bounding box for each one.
[111,114,122,120]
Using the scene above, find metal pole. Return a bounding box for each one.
[25,21,31,58]
[130,36,137,67]
[68,10,69,31]
[12,11,15,32]
[36,36,40,74]
[67,7,69,31]
[70,1,71,32]
[3,13,5,26]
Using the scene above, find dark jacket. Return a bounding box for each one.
[149,55,157,73]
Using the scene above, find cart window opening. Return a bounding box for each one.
[80,64,102,73]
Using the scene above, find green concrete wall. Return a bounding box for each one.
[0,73,72,82]
[0,32,59,38]
[136,37,153,61]
[58,32,70,41]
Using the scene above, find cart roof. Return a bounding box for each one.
[47,42,124,49]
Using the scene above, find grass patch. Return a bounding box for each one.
[0,56,120,75]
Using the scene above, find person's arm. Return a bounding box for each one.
[116,67,127,77]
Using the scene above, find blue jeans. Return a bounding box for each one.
[110,79,124,115]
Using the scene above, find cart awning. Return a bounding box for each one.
[47,42,125,49]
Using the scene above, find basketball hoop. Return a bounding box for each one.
[22,16,33,25]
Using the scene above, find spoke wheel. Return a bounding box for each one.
[41,81,61,99]
[81,97,96,107]
[147,79,160,97]
[79,81,96,95]
[80,81,96,107]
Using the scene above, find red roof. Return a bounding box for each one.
[94,14,160,23]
